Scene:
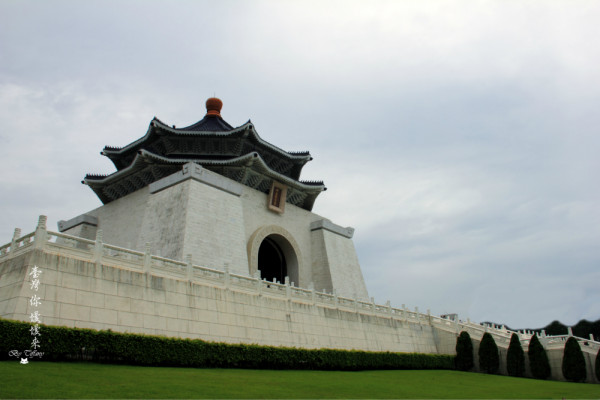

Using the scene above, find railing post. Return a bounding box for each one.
[34,215,47,250]
[143,242,151,273]
[285,276,291,299]
[10,228,21,256]
[539,332,548,348]
[224,263,230,288]
[333,290,338,306]
[386,300,392,316]
[93,230,103,263]
[185,254,193,280]
[309,282,316,305]
[415,307,420,324]
[402,304,406,321]
[567,327,573,337]
[255,271,262,295]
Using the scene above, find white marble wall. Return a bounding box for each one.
[1,250,441,354]
[319,229,369,301]
[59,165,369,298]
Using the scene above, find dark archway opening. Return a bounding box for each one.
[258,237,287,283]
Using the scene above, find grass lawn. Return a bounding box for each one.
[0,361,598,399]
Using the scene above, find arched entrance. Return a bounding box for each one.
[247,226,301,286]
[258,236,287,283]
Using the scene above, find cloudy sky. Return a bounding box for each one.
[1,0,598,329]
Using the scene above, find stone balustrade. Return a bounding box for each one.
[1,215,598,356]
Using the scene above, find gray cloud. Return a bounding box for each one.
[1,0,599,328]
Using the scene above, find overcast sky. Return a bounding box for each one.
[1,0,598,329]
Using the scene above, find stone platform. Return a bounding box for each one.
[1,217,598,382]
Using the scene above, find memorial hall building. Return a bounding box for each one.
[2,98,596,382]
[62,97,369,301]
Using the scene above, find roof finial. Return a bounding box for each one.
[206,97,222,117]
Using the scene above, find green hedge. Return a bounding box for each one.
[0,318,454,370]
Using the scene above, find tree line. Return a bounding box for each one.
[485,318,600,340]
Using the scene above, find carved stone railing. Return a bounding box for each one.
[541,333,600,353]
[151,254,187,278]
[2,215,598,354]
[192,266,224,283]
[430,317,599,353]
[0,229,36,258]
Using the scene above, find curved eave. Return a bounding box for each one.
[83,150,180,204]
[103,118,312,162]
[102,119,156,155]
[154,119,312,163]
[84,150,325,209]
[101,119,159,169]
[139,150,325,194]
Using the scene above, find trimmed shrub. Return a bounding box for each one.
[596,349,600,381]
[0,318,454,370]
[455,331,474,371]
[562,337,586,382]
[478,332,499,374]
[506,333,525,377]
[528,334,551,380]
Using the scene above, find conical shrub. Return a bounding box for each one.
[528,334,551,379]
[455,331,474,371]
[478,332,499,374]
[562,337,586,382]
[506,333,525,377]
[595,347,600,381]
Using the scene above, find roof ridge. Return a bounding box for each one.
[178,115,235,132]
